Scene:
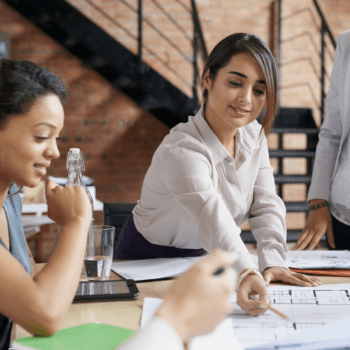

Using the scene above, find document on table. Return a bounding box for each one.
[230,283,350,348]
[141,297,243,350]
[231,284,350,348]
[111,256,204,281]
[286,250,350,269]
[246,314,350,349]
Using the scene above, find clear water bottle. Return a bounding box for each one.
[66,148,94,225]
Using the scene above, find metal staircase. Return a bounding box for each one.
[3,0,204,128]
[240,106,319,243]
[4,0,336,243]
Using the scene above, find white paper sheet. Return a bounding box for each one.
[249,254,259,268]
[286,250,350,269]
[230,283,350,348]
[246,314,350,349]
[111,256,203,281]
[141,297,243,350]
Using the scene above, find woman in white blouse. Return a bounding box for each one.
[115,33,321,315]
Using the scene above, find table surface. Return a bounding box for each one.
[14,252,350,340]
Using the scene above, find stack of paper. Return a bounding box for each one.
[111,256,203,281]
[286,250,350,276]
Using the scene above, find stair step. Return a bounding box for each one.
[120,85,161,110]
[63,35,79,48]
[286,230,302,243]
[112,75,134,89]
[241,230,293,243]
[86,55,107,69]
[285,230,325,243]
[273,107,317,129]
[284,201,309,212]
[269,149,315,158]
[271,127,319,135]
[274,174,312,184]
[136,94,161,111]
[241,230,257,243]
[241,229,326,243]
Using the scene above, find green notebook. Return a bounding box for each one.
[12,323,136,350]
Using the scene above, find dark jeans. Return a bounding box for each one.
[326,215,350,250]
[114,214,207,259]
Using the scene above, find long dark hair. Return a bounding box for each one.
[0,59,68,129]
[201,33,277,135]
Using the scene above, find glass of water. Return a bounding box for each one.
[84,225,115,281]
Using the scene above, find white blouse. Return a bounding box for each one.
[133,106,288,276]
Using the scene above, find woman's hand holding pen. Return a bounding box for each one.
[237,272,270,316]
[263,267,322,287]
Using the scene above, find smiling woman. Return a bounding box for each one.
[0,94,63,188]
[114,33,322,316]
[0,59,92,349]
[203,52,267,157]
[201,33,277,139]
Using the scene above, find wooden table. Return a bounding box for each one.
[14,251,350,340]
[14,268,172,339]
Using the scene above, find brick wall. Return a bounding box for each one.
[1,0,349,213]
[0,0,170,204]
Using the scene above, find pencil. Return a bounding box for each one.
[249,294,292,322]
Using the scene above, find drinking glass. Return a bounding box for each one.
[84,225,115,281]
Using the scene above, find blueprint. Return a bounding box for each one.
[230,284,350,348]
[246,314,350,350]
[286,250,350,269]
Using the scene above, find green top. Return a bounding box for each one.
[13,323,136,350]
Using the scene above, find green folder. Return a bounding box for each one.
[12,323,136,350]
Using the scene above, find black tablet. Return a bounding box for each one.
[73,279,139,303]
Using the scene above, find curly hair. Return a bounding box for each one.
[0,59,68,128]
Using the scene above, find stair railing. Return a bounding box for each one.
[191,0,208,106]
[274,0,336,123]
[80,0,208,111]
[312,0,336,122]
[87,0,208,111]
[138,0,208,108]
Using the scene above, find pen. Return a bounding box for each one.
[214,266,292,322]
[249,294,292,322]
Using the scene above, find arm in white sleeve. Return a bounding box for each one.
[118,317,184,350]
[307,32,344,202]
[248,138,288,273]
[159,135,257,277]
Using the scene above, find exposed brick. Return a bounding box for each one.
[0,0,348,235]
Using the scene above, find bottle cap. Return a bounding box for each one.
[70,148,80,154]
